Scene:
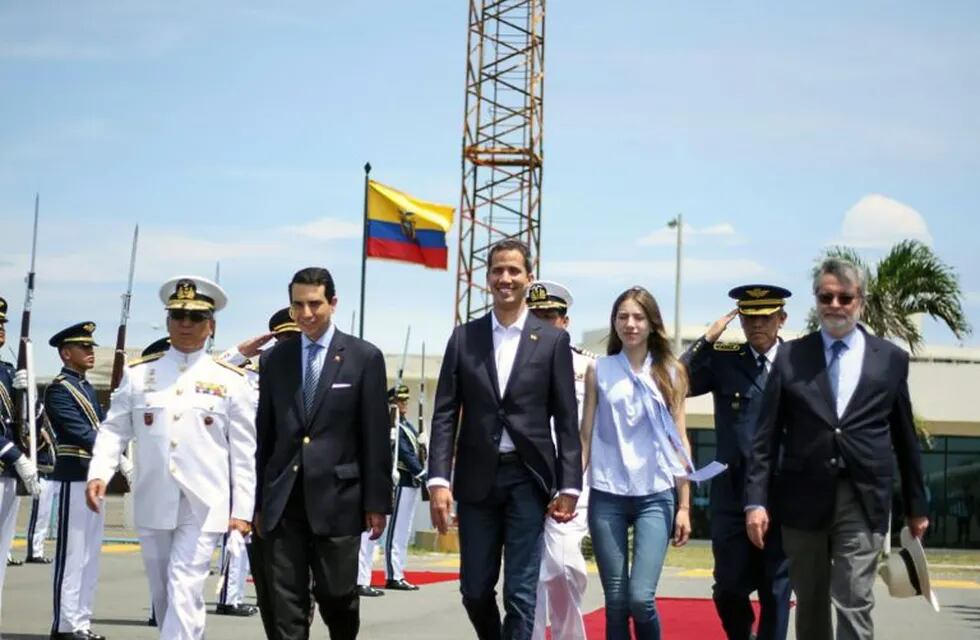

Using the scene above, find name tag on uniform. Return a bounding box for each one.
[331,383,352,389]
[195,382,227,398]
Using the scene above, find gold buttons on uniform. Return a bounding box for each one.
[176,388,184,396]
[174,413,181,421]
[170,440,177,449]
[303,436,311,444]
[169,463,177,473]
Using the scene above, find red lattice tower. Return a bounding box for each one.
[455,0,545,324]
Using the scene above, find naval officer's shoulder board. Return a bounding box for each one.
[213,357,247,377]
[128,352,165,368]
[712,342,743,353]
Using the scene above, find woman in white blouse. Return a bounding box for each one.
[580,286,692,640]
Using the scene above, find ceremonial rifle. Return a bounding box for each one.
[390,326,411,486]
[106,226,139,494]
[418,341,429,501]
[110,225,139,391]
[15,195,39,453]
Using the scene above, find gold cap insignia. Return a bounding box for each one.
[528,284,548,303]
[176,280,196,300]
[82,323,96,333]
[745,288,770,298]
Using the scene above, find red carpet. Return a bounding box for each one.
[549,599,761,639]
[369,570,460,587]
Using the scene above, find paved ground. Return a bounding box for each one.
[2,538,978,639]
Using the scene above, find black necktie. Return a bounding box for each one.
[755,353,769,388]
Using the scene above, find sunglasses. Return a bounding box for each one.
[169,310,212,323]
[816,292,857,306]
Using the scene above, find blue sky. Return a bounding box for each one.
[2,1,978,376]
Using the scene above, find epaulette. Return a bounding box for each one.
[213,357,247,376]
[712,342,742,352]
[571,344,598,359]
[128,352,165,367]
[52,374,66,383]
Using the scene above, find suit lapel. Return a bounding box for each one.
[282,339,306,425]
[733,346,765,392]
[503,315,542,401]
[309,330,347,426]
[478,314,502,400]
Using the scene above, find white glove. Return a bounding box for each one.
[13,456,41,497]
[12,369,28,391]
[118,456,135,486]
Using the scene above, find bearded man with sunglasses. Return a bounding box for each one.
[745,258,928,640]
[86,276,256,640]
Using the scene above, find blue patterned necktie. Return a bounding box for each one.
[828,340,847,413]
[304,342,323,416]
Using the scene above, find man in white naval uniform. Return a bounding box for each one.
[86,276,256,640]
[526,281,594,640]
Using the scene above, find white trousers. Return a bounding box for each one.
[531,505,589,640]
[0,477,21,626]
[217,532,250,606]
[51,481,106,634]
[384,485,420,581]
[138,493,221,640]
[27,477,60,559]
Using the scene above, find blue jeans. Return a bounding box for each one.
[457,459,549,640]
[588,487,675,640]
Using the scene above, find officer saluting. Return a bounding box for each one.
[681,285,793,640]
[86,276,257,640]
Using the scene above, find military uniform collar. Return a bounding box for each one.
[748,341,779,364]
[164,346,208,367]
[59,366,86,381]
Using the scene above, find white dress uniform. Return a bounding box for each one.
[89,344,256,640]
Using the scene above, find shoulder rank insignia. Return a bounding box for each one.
[128,352,165,367]
[213,357,247,376]
[713,342,742,352]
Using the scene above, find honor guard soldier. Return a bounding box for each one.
[356,384,426,596]
[526,280,594,640]
[45,322,120,640]
[0,296,42,633]
[86,276,257,640]
[681,285,793,640]
[383,384,426,591]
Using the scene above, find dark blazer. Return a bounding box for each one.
[429,311,581,503]
[0,360,23,477]
[255,329,392,536]
[45,368,105,482]
[744,329,928,534]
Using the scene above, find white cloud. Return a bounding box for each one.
[637,222,742,247]
[548,258,766,284]
[837,194,933,248]
[282,217,362,241]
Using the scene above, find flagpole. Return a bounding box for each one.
[359,162,371,339]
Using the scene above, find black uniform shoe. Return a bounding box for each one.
[356,585,385,597]
[26,555,53,564]
[215,603,259,617]
[6,557,22,567]
[384,578,420,591]
[49,631,107,640]
[147,615,156,627]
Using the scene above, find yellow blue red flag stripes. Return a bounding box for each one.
[366,180,454,270]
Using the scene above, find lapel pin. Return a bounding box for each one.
[204,416,214,426]
[334,354,342,361]
[530,334,539,342]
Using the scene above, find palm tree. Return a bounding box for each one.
[806,240,972,353]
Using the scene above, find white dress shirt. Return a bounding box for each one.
[749,341,780,373]
[491,307,528,453]
[820,327,865,418]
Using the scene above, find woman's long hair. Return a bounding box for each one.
[607,286,688,417]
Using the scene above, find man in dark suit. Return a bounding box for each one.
[255,267,392,640]
[682,284,792,640]
[745,258,928,640]
[429,239,581,640]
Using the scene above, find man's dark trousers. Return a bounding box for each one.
[457,458,549,640]
[710,466,790,640]
[266,480,360,640]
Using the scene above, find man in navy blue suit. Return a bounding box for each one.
[428,240,581,640]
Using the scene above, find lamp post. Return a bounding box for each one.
[667,213,683,353]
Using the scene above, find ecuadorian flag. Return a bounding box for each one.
[366,180,454,270]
